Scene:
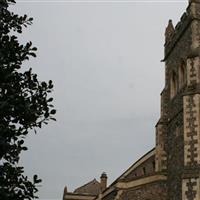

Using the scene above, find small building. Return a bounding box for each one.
[63,174,107,200]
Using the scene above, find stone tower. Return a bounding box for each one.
[155,0,200,199]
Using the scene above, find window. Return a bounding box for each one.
[170,71,177,98]
[179,63,185,89]
[143,167,146,175]
[152,161,155,170]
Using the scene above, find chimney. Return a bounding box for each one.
[100,172,107,192]
[63,186,68,200]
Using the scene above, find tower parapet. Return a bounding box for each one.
[164,12,191,61]
[164,0,200,61]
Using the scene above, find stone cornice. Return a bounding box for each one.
[116,174,167,189]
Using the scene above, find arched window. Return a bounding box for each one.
[170,71,177,98]
[179,63,185,89]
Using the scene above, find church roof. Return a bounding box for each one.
[106,148,156,188]
[74,179,101,196]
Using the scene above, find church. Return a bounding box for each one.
[63,0,200,199]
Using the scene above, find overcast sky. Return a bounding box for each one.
[12,0,188,199]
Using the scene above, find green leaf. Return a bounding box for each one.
[50,109,56,115]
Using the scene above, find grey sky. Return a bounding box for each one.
[12,0,187,199]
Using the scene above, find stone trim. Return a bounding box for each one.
[182,178,200,200]
[155,124,167,172]
[116,175,167,189]
[183,94,200,166]
[186,57,200,86]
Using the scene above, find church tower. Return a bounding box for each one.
[156,0,200,199]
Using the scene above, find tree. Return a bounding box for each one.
[0,0,56,199]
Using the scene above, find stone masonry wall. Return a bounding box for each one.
[102,190,117,200]
[119,182,167,200]
[182,53,200,200]
[123,155,155,182]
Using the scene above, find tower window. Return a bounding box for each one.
[170,71,177,99]
[179,63,185,89]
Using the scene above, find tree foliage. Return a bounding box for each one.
[0,0,56,199]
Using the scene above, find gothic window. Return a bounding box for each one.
[170,71,177,99]
[178,63,185,89]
